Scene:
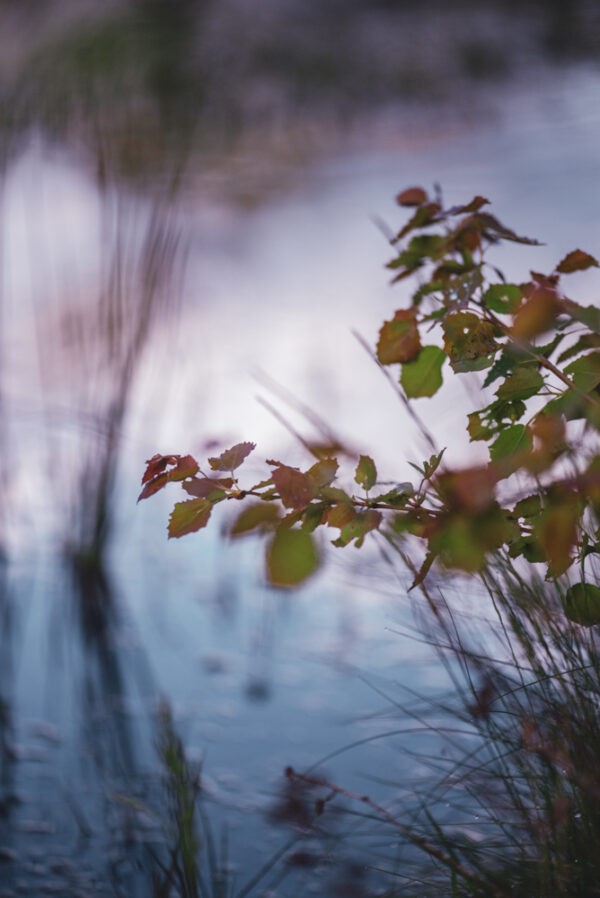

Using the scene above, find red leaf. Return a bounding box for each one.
[138,453,199,502]
[208,442,256,471]
[142,454,178,485]
[138,472,170,502]
[271,464,315,509]
[556,249,599,274]
[396,187,428,207]
[168,498,212,538]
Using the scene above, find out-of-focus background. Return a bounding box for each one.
[1,1,600,894]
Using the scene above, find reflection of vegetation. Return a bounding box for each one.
[1,0,599,196]
[152,702,304,898]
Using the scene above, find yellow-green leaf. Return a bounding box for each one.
[400,346,446,398]
[489,424,532,461]
[563,583,600,626]
[230,502,280,537]
[266,528,319,588]
[496,367,543,402]
[168,499,212,539]
[355,455,377,491]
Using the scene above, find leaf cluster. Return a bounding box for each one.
[140,188,600,621]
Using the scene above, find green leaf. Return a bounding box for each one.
[230,502,280,537]
[208,442,256,471]
[371,483,414,506]
[412,280,445,306]
[467,412,493,442]
[496,367,544,401]
[266,527,319,588]
[355,455,377,491]
[430,506,517,572]
[562,583,600,626]
[489,398,527,425]
[320,486,353,504]
[564,352,600,392]
[489,424,532,461]
[543,390,587,422]
[483,283,521,315]
[513,495,542,519]
[394,202,441,241]
[442,312,497,372]
[168,499,212,539]
[301,503,327,532]
[400,346,446,398]
[557,334,600,364]
[508,536,546,563]
[562,300,600,335]
[451,354,494,374]
[331,510,382,548]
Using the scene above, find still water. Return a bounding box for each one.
[1,25,600,895]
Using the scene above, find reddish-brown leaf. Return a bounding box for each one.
[138,472,170,502]
[327,503,355,528]
[376,309,421,365]
[183,476,234,498]
[168,455,199,481]
[512,287,560,340]
[437,466,498,514]
[538,502,578,577]
[141,454,178,484]
[451,196,490,214]
[556,249,599,274]
[396,187,428,207]
[271,464,315,510]
[208,442,256,471]
[168,498,212,538]
[138,453,199,501]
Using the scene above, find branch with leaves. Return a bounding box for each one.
[140,187,600,624]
